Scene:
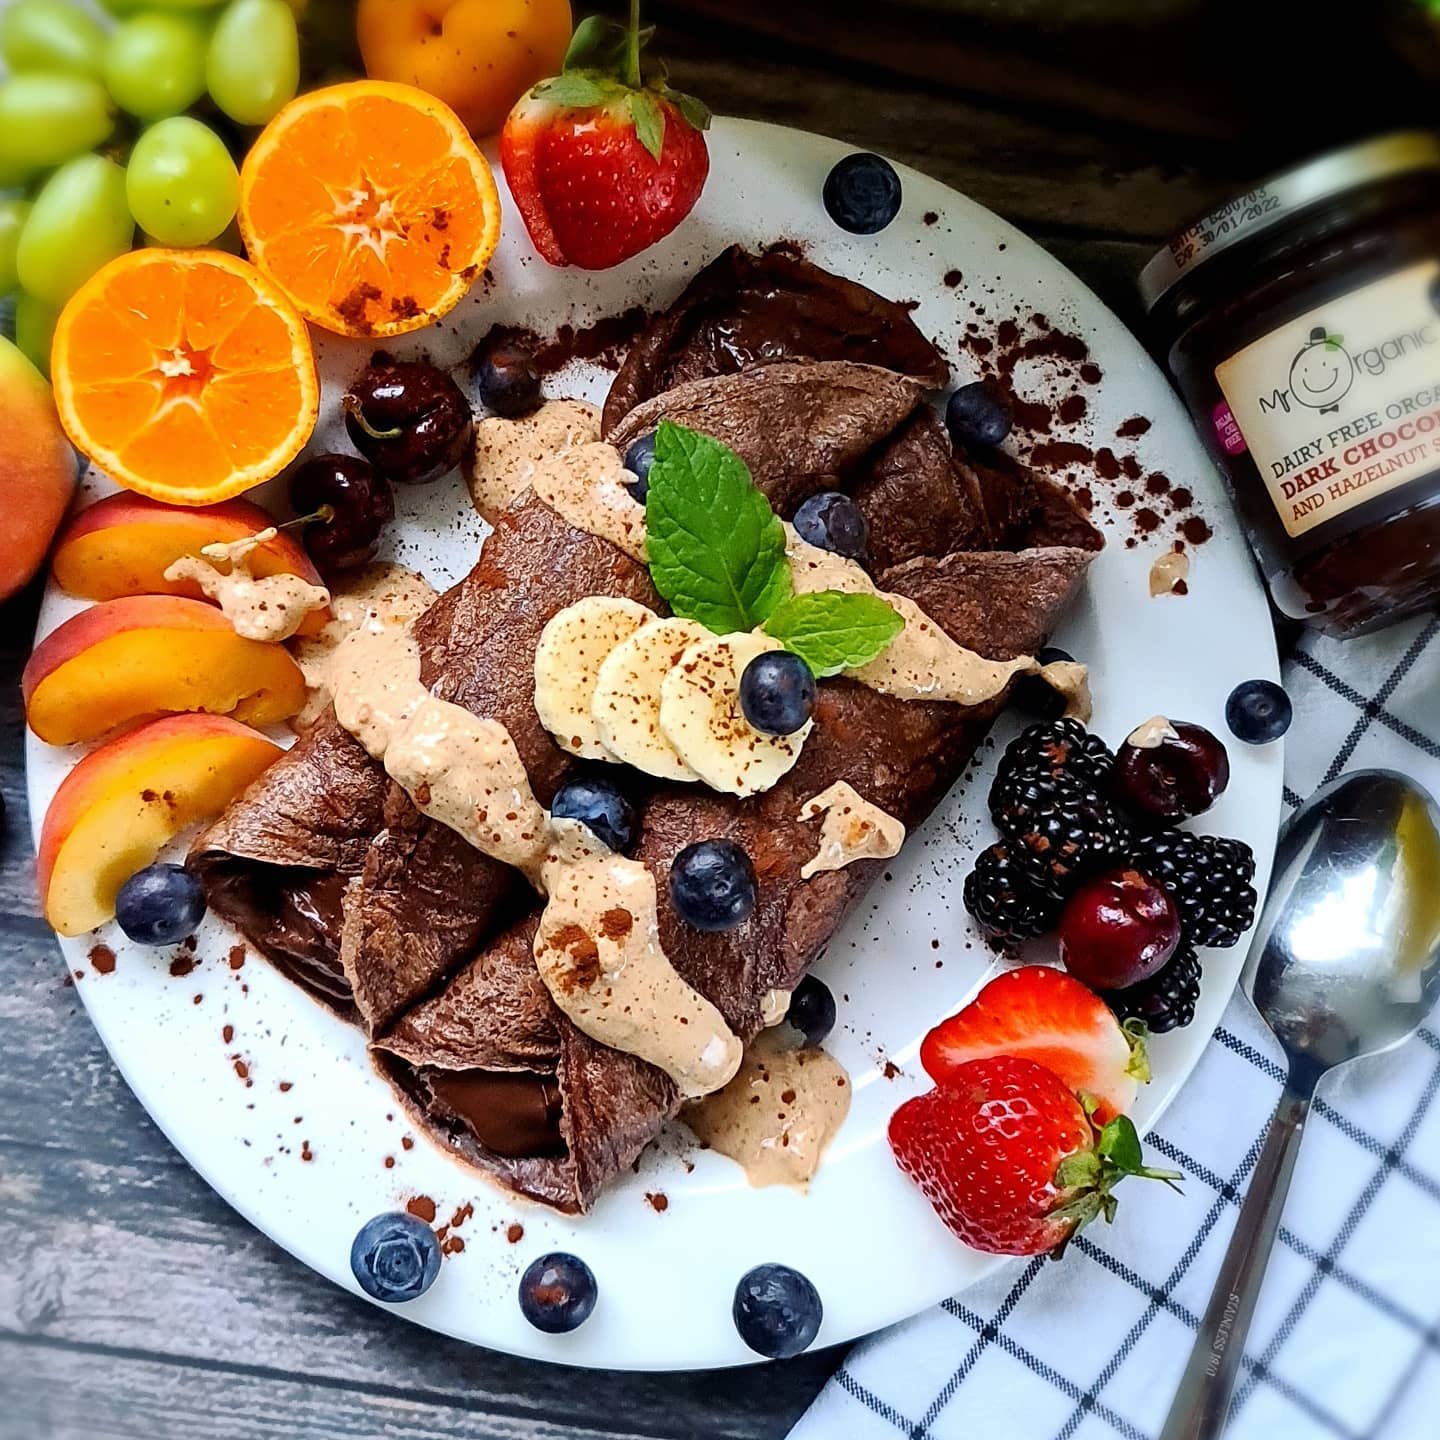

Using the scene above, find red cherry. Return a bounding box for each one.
[1059,868,1180,991]
[1114,720,1230,825]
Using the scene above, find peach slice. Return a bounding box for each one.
[50,492,330,636]
[39,713,282,937]
[24,595,307,745]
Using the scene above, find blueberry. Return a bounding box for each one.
[733,1263,823,1358]
[740,651,816,736]
[551,776,637,854]
[1011,646,1076,720]
[946,380,1013,450]
[669,839,758,932]
[1226,679,1292,745]
[792,490,869,560]
[350,1212,442,1302]
[518,1252,597,1333]
[785,974,836,1048]
[622,432,657,502]
[823,152,902,235]
[475,337,542,418]
[114,863,206,946]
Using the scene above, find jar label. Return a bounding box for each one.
[1214,260,1440,538]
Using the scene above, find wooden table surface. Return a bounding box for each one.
[3,4,1436,1437]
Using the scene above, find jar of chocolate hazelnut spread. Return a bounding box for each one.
[1141,133,1440,637]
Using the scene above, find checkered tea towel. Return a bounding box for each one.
[794,614,1440,1440]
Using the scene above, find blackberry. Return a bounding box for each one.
[963,842,1059,945]
[992,775,1130,898]
[1125,831,1257,948]
[992,718,1115,812]
[1104,944,1201,1033]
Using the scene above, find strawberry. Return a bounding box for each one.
[919,964,1149,1123]
[888,1055,1180,1256]
[500,7,710,270]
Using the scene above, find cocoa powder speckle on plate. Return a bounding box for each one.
[89,945,116,975]
[407,1194,437,1224]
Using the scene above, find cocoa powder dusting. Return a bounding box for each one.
[645,1191,669,1213]
[168,955,196,978]
[89,945,116,975]
[1117,416,1152,438]
[222,1024,234,1045]
[506,1222,524,1244]
[228,946,246,970]
[407,1195,437,1224]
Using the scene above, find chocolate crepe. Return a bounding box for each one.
[603,245,949,432]
[376,484,1100,1211]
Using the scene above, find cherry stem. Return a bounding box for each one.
[289,505,336,529]
[625,0,643,89]
[342,393,403,441]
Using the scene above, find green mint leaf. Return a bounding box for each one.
[533,72,612,109]
[646,422,791,634]
[664,86,713,132]
[628,90,666,162]
[1096,1114,1143,1174]
[762,591,904,678]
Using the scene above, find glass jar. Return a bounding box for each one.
[1141,133,1440,638]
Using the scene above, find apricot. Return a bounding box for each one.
[24,594,307,744]
[0,335,80,603]
[357,0,572,136]
[38,713,282,936]
[51,492,329,635]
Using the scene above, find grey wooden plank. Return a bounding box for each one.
[1,1337,783,1440]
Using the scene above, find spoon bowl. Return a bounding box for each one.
[1246,769,1440,1081]
[1162,769,1440,1440]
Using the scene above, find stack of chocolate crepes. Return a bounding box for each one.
[191,248,1103,1213]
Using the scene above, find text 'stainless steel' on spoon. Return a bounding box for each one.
[1160,770,1440,1440]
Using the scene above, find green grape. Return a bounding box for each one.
[0,75,115,174]
[100,0,227,12]
[17,155,135,307]
[0,199,31,297]
[127,117,239,248]
[15,291,59,376]
[0,0,108,78]
[206,0,300,126]
[104,13,211,121]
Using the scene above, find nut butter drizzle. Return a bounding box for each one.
[331,625,743,1097]
[799,781,905,879]
[535,826,743,1099]
[685,1028,851,1189]
[164,528,331,643]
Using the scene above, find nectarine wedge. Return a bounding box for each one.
[51,492,330,636]
[39,713,283,936]
[24,595,307,745]
[0,335,79,602]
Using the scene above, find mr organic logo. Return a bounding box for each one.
[1258,318,1439,418]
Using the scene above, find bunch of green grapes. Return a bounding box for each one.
[0,0,302,373]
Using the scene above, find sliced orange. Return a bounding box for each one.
[238,80,501,338]
[51,249,319,506]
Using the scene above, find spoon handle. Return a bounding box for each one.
[1159,1078,1314,1440]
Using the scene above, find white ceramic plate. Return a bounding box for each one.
[26,118,1282,1370]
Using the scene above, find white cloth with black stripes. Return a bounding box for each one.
[793,614,1440,1440]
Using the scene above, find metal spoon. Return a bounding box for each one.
[1160,769,1440,1440]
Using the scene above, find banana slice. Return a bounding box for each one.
[592,617,710,781]
[659,632,812,797]
[534,596,656,760]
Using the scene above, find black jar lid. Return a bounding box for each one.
[1139,131,1440,313]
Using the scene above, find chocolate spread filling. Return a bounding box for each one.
[425,1069,565,1158]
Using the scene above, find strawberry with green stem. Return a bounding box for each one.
[500,0,711,270]
[889,1054,1180,1257]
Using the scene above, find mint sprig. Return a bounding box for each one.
[763,591,905,678]
[644,423,902,673]
[646,422,791,633]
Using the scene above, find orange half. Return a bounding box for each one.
[52,249,319,506]
[238,80,501,338]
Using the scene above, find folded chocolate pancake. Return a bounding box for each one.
[375,479,1102,1213]
[603,244,949,431]
[191,499,659,1028]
